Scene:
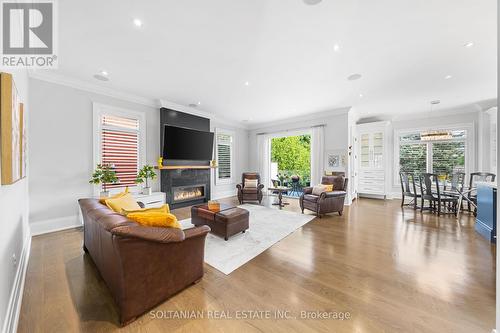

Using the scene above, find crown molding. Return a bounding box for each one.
[28,71,247,129]
[247,107,351,131]
[29,71,159,108]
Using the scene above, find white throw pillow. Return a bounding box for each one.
[312,184,327,196]
[244,179,258,188]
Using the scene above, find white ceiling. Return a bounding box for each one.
[38,0,497,124]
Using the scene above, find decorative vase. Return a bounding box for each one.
[142,187,152,195]
[100,190,110,197]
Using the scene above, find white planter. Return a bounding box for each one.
[100,190,110,197]
[142,187,152,195]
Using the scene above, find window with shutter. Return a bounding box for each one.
[101,115,140,189]
[93,103,146,194]
[216,130,234,184]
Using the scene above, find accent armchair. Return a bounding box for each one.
[300,176,348,217]
[236,172,264,204]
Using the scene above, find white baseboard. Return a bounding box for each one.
[2,233,31,333]
[30,215,82,236]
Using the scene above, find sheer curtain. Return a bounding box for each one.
[310,125,325,186]
[257,134,271,190]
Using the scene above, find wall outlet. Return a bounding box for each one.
[12,253,17,267]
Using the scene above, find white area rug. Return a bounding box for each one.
[179,204,316,275]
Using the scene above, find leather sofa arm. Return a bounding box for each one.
[184,225,211,239]
[303,187,313,194]
[320,190,347,199]
[257,183,264,190]
[236,183,243,190]
[111,225,186,243]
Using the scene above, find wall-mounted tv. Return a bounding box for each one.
[163,125,214,161]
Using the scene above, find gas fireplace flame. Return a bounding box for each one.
[174,188,203,201]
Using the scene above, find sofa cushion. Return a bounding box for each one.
[111,224,186,243]
[242,188,258,194]
[99,187,129,204]
[96,214,135,231]
[122,204,170,216]
[304,194,319,202]
[105,193,141,213]
[127,212,181,229]
[321,176,345,191]
[244,178,258,188]
[312,184,327,196]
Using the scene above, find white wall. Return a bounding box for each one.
[210,121,249,199]
[28,78,160,235]
[0,68,30,333]
[28,78,250,234]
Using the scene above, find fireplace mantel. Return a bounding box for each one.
[156,165,216,170]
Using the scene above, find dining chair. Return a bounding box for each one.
[399,172,420,209]
[443,172,465,211]
[419,173,457,216]
[467,172,496,214]
[448,172,466,192]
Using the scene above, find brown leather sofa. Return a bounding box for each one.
[78,198,210,326]
[300,176,348,217]
[236,172,264,204]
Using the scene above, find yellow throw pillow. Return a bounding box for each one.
[105,192,141,213]
[324,184,334,192]
[99,187,129,204]
[127,212,181,229]
[122,204,170,216]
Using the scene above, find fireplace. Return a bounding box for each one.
[161,168,211,209]
[173,184,206,203]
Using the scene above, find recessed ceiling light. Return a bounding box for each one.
[359,93,364,98]
[133,19,143,27]
[303,0,322,5]
[347,73,362,81]
[197,101,201,105]
[100,70,109,76]
[188,103,198,108]
[93,74,109,81]
[244,81,250,86]
[431,100,441,105]
[464,42,474,48]
[444,75,452,80]
[333,44,340,52]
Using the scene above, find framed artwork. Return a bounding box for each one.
[20,103,27,178]
[1,72,23,184]
[325,149,347,172]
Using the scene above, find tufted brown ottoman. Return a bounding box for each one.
[191,204,249,241]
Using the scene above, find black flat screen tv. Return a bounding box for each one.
[163,125,214,161]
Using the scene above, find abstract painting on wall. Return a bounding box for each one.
[1,72,24,185]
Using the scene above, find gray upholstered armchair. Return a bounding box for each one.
[236,172,264,204]
[300,176,348,217]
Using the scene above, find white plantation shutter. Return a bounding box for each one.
[101,115,140,189]
[216,131,233,183]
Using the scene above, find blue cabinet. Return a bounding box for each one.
[475,184,497,243]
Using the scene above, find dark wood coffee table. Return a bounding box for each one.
[191,203,249,241]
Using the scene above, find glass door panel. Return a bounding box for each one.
[360,134,370,168]
[372,132,384,168]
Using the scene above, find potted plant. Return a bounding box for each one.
[136,164,157,195]
[277,172,289,187]
[89,164,119,197]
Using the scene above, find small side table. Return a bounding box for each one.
[268,187,291,208]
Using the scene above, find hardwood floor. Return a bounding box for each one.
[18,197,495,332]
